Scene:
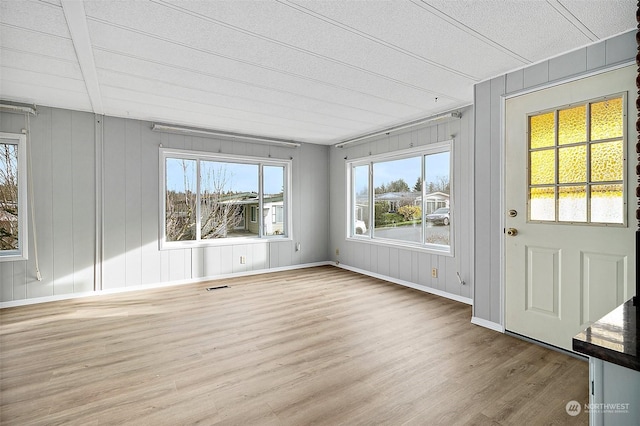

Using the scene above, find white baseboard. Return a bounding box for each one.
[0,261,333,309]
[471,316,505,333]
[335,263,472,305]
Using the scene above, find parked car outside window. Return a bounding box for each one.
[426,207,450,226]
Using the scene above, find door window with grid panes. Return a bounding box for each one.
[528,96,625,225]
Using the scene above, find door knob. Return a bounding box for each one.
[508,209,517,217]
[507,228,518,236]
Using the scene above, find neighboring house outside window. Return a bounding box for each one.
[347,141,453,254]
[160,149,291,248]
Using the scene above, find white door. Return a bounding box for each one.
[505,65,636,351]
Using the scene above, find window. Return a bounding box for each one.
[528,95,625,224]
[0,133,27,261]
[161,149,290,247]
[348,141,453,254]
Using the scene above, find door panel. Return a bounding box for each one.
[526,246,560,317]
[505,65,635,351]
[581,252,627,326]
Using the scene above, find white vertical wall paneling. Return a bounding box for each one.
[474,80,493,320]
[94,114,103,292]
[232,245,246,274]
[489,77,505,324]
[388,247,398,278]
[71,110,95,293]
[102,116,127,289]
[140,126,161,285]
[125,120,142,287]
[220,246,233,275]
[29,107,54,298]
[51,109,74,295]
[193,247,204,278]
[1,263,12,301]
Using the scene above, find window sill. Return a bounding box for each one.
[0,253,28,262]
[160,236,292,250]
[346,236,453,257]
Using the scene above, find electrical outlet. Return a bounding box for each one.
[335,248,340,256]
[240,256,246,264]
[431,268,438,278]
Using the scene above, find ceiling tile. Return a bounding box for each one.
[0,0,70,38]
[559,0,636,38]
[427,0,596,63]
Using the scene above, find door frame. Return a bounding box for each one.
[499,61,635,335]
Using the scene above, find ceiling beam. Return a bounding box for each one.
[61,0,104,114]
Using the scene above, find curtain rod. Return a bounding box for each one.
[335,111,462,148]
[151,123,301,148]
[0,102,37,115]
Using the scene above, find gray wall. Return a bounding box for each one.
[328,105,474,301]
[0,107,329,303]
[473,30,636,326]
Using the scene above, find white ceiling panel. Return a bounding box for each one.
[93,51,404,124]
[0,0,635,145]
[287,0,528,77]
[0,25,78,61]
[0,0,70,38]
[102,96,340,142]
[84,4,471,105]
[426,1,595,62]
[0,72,92,112]
[91,49,424,121]
[1,48,83,80]
[98,72,368,133]
[560,0,636,39]
[88,23,436,115]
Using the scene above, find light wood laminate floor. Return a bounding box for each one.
[1,266,588,425]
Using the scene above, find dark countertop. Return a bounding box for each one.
[573,298,639,372]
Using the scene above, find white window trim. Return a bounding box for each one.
[159,148,292,249]
[0,132,28,262]
[345,141,454,256]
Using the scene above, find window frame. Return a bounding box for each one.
[0,132,28,262]
[346,141,454,256]
[159,148,292,249]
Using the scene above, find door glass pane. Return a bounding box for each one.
[558,105,586,145]
[264,165,285,236]
[353,165,370,236]
[558,186,586,222]
[591,98,623,140]
[166,158,197,241]
[530,149,555,185]
[591,184,623,224]
[530,112,555,149]
[591,141,623,182]
[200,161,258,239]
[558,145,586,183]
[530,187,555,221]
[373,156,421,243]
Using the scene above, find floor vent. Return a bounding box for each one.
[206,285,230,291]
